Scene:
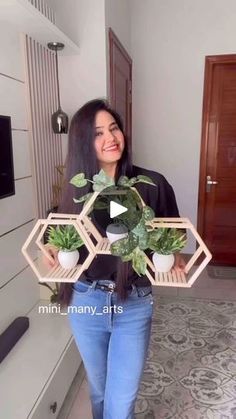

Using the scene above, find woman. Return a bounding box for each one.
[49,99,185,419]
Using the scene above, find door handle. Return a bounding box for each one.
[206,175,218,192]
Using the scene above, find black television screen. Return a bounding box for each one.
[0,115,15,199]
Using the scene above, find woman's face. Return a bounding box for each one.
[94,110,125,166]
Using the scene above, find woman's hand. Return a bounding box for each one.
[171,253,186,273]
[42,244,59,269]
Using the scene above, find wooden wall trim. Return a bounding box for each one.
[108,27,132,105]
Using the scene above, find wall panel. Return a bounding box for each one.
[0,178,35,236]
[12,131,32,179]
[0,76,27,129]
[0,265,38,334]
[0,221,37,288]
[0,22,24,81]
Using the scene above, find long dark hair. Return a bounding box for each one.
[58,99,133,307]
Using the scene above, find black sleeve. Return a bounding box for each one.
[154,176,180,217]
[150,174,187,238]
[132,165,180,218]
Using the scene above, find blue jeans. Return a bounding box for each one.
[68,279,154,419]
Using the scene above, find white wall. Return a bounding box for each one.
[0,23,38,333]
[45,0,80,45]
[46,0,132,161]
[47,0,107,162]
[130,0,236,233]
[105,0,131,99]
[105,0,131,54]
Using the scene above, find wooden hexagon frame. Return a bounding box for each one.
[78,190,112,255]
[21,213,96,283]
[145,218,212,287]
[22,188,212,286]
[76,188,212,287]
[77,187,147,255]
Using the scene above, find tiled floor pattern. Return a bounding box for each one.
[135,297,236,418]
[67,270,236,419]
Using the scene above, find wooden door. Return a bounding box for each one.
[198,55,236,265]
[109,28,132,146]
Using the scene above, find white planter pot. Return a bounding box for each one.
[152,252,175,273]
[106,223,128,244]
[58,249,79,269]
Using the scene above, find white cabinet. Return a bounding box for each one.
[30,338,81,419]
[0,301,82,419]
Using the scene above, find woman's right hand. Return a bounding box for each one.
[42,244,59,270]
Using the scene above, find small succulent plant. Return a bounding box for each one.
[148,228,187,255]
[47,225,83,252]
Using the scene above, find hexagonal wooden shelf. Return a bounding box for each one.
[77,187,148,255]
[77,189,212,287]
[144,218,212,287]
[21,213,96,283]
[78,190,112,255]
[22,188,212,286]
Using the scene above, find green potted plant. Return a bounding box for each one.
[105,186,143,244]
[69,168,186,275]
[70,169,156,245]
[148,227,187,272]
[110,206,156,276]
[47,225,84,269]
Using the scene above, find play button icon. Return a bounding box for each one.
[110,201,128,218]
[92,185,143,233]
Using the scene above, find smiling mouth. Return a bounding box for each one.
[103,144,119,152]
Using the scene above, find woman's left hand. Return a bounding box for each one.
[172,253,186,273]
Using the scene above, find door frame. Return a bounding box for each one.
[108,28,132,104]
[109,28,133,147]
[197,54,236,237]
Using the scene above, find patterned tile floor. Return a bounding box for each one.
[67,296,236,419]
[135,296,236,419]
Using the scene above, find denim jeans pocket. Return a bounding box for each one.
[129,285,153,302]
[136,285,152,298]
[73,281,93,295]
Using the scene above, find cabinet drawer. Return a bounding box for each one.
[29,338,81,419]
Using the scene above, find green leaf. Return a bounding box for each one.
[92,169,115,191]
[132,248,147,276]
[47,225,84,251]
[138,231,149,250]
[93,197,109,210]
[117,176,129,187]
[93,183,108,192]
[148,228,187,254]
[73,193,92,203]
[127,177,138,187]
[131,220,146,237]
[121,253,134,262]
[136,175,156,186]
[110,233,138,257]
[142,206,155,221]
[70,173,87,188]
